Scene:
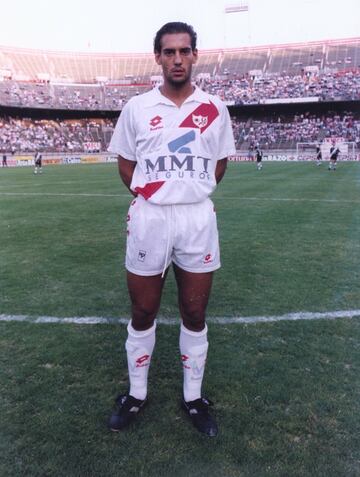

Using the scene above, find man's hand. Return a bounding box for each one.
[215,158,228,184]
[118,156,137,196]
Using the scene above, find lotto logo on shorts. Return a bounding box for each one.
[138,250,146,262]
[204,253,213,264]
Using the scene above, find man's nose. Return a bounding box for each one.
[174,51,182,64]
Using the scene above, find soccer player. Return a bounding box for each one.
[34,151,43,174]
[316,144,322,166]
[255,145,263,170]
[107,21,235,437]
[2,153,8,167]
[328,142,340,171]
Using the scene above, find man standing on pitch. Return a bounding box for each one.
[34,151,43,174]
[328,141,340,171]
[107,22,235,437]
[255,145,263,170]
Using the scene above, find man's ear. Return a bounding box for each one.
[192,48,198,64]
[155,52,161,65]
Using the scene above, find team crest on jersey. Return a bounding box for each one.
[192,114,208,129]
[179,101,219,134]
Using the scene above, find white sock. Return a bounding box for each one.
[180,323,209,402]
[125,321,156,400]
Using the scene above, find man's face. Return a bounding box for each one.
[155,32,198,87]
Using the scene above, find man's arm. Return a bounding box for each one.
[118,156,137,196]
[215,158,228,184]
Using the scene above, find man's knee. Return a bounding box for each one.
[131,302,158,330]
[180,303,206,332]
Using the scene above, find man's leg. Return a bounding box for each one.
[174,264,218,436]
[126,271,167,399]
[109,271,167,431]
[173,264,213,333]
[127,271,167,331]
[174,264,212,397]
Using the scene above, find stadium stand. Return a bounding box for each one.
[0,37,359,154]
[231,112,360,150]
[1,111,358,153]
[1,38,359,108]
[0,117,115,153]
[2,37,359,83]
[198,70,360,104]
[1,69,359,110]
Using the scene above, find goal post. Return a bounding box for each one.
[296,141,356,161]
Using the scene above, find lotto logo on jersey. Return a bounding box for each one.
[149,115,163,131]
[179,101,219,134]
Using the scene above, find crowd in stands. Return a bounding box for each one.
[0,82,119,110]
[1,112,359,153]
[1,39,358,156]
[232,112,360,150]
[0,69,359,110]
[199,70,360,104]
[0,117,114,153]
[0,81,151,110]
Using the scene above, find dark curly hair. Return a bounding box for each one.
[153,22,197,54]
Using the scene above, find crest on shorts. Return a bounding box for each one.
[138,250,146,262]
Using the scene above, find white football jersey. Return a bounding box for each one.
[108,86,236,204]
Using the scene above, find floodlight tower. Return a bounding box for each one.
[224,1,251,48]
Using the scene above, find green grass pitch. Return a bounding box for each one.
[1,161,360,476]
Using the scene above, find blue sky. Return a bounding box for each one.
[1,0,359,53]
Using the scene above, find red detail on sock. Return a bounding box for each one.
[135,181,165,200]
[136,354,150,366]
[181,354,191,369]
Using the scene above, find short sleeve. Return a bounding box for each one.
[216,103,236,160]
[107,101,137,161]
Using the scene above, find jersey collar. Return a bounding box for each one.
[144,85,210,108]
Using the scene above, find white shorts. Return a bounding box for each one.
[125,196,221,276]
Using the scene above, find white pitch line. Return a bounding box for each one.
[1,310,360,325]
[1,191,359,204]
[0,192,129,198]
[217,196,360,204]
